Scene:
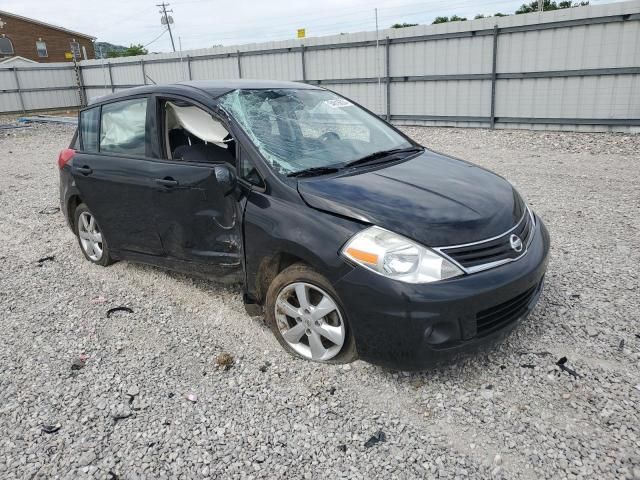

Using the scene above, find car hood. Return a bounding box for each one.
[297,149,526,247]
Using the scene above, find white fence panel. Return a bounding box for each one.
[0,68,17,89]
[392,80,491,117]
[306,45,380,80]
[110,63,143,86]
[190,56,239,80]
[390,36,494,76]
[241,52,302,81]
[22,89,80,111]
[0,0,638,132]
[146,60,188,84]
[81,65,111,89]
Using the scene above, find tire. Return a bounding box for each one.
[265,263,357,364]
[73,203,114,267]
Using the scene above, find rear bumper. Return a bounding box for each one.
[59,168,75,231]
[333,217,550,370]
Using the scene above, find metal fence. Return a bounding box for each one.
[1,0,640,132]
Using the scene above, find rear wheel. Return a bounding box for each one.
[74,204,114,266]
[265,264,356,364]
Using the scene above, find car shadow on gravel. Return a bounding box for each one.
[106,259,561,382]
[116,261,272,330]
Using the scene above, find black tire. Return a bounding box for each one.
[73,203,114,267]
[265,263,357,364]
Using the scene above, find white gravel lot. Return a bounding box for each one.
[0,122,639,479]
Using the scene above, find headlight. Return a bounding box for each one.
[341,226,463,283]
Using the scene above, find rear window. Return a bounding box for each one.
[100,98,148,156]
[79,107,100,152]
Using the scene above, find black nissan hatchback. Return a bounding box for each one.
[59,80,549,370]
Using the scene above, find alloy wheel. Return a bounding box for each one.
[78,211,103,261]
[274,282,346,361]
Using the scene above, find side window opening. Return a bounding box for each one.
[163,100,235,166]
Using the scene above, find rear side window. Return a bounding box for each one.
[79,107,100,152]
[100,98,148,156]
[70,129,80,149]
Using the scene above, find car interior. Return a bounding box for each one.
[163,100,236,165]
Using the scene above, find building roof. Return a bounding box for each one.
[0,55,37,65]
[0,10,96,40]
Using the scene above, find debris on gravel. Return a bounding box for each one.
[41,424,62,434]
[364,430,387,448]
[70,356,87,371]
[36,255,55,266]
[106,306,134,318]
[216,352,235,369]
[0,122,638,478]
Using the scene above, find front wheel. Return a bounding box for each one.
[74,203,114,267]
[265,264,356,364]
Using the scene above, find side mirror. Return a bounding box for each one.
[214,163,237,196]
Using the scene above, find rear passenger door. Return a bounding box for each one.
[72,96,164,256]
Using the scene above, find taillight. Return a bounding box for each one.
[57,148,75,169]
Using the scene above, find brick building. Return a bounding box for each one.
[0,10,95,63]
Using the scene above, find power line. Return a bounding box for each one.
[143,28,169,48]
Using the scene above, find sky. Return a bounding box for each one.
[1,0,619,52]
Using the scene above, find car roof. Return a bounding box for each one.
[180,79,320,96]
[87,79,321,106]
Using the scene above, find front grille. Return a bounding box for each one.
[439,210,534,272]
[476,283,540,336]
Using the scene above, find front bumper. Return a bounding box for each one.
[333,217,550,370]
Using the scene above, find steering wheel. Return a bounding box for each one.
[319,131,341,143]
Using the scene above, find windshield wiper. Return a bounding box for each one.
[287,166,341,178]
[343,146,423,169]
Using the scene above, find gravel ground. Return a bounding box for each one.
[1,122,639,479]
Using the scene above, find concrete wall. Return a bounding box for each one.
[1,0,639,132]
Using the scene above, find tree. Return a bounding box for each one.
[474,13,508,19]
[515,0,588,14]
[391,22,419,28]
[106,44,148,58]
[432,15,467,24]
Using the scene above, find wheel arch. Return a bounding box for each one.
[67,194,83,232]
[254,252,309,305]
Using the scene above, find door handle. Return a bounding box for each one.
[76,166,93,175]
[155,178,179,187]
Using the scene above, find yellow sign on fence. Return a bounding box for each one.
[297,28,306,38]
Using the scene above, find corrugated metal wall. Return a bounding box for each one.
[1,0,639,132]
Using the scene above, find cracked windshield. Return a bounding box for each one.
[219,88,413,175]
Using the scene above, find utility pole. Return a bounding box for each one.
[538,0,544,11]
[375,8,382,115]
[157,2,176,52]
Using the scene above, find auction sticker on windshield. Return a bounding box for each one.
[324,99,352,108]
